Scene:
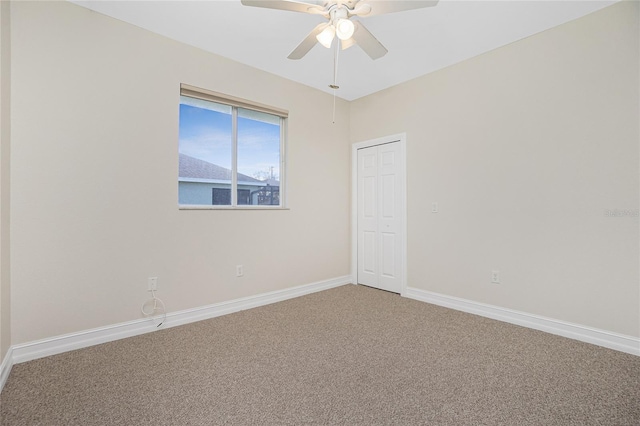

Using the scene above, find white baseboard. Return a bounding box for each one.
[5,278,634,395]
[10,275,353,366]
[0,346,13,391]
[403,287,640,356]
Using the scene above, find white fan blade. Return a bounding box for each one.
[288,23,328,59]
[354,0,438,17]
[240,0,326,15]
[341,37,356,51]
[351,21,387,60]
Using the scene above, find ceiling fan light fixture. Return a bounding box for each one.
[316,25,336,48]
[335,18,354,40]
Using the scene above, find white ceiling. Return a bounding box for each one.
[71,0,617,101]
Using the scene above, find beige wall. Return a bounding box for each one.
[9,1,351,344]
[1,0,12,364]
[351,1,639,337]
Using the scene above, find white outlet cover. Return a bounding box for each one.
[148,277,158,290]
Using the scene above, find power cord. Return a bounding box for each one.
[141,289,166,327]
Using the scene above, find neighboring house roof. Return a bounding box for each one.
[179,153,261,183]
[264,178,280,186]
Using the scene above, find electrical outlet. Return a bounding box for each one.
[148,277,158,291]
[491,270,500,284]
[236,265,244,277]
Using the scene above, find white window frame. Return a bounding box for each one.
[179,84,288,210]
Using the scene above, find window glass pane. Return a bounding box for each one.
[237,189,251,205]
[178,96,233,206]
[212,189,251,206]
[212,188,230,205]
[237,108,281,206]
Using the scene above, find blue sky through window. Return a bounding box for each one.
[179,103,280,180]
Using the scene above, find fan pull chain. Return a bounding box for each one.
[332,91,336,124]
[330,41,340,124]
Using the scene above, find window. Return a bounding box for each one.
[178,84,287,208]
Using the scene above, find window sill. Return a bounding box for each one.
[179,205,289,211]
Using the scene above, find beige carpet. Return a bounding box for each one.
[1,284,639,425]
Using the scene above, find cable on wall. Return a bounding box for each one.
[141,289,166,327]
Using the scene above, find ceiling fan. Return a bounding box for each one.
[240,0,439,60]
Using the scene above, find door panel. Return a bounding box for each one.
[357,148,378,287]
[363,176,376,218]
[363,231,376,274]
[381,174,395,218]
[357,141,403,293]
[381,232,395,277]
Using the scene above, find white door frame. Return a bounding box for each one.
[351,133,407,295]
